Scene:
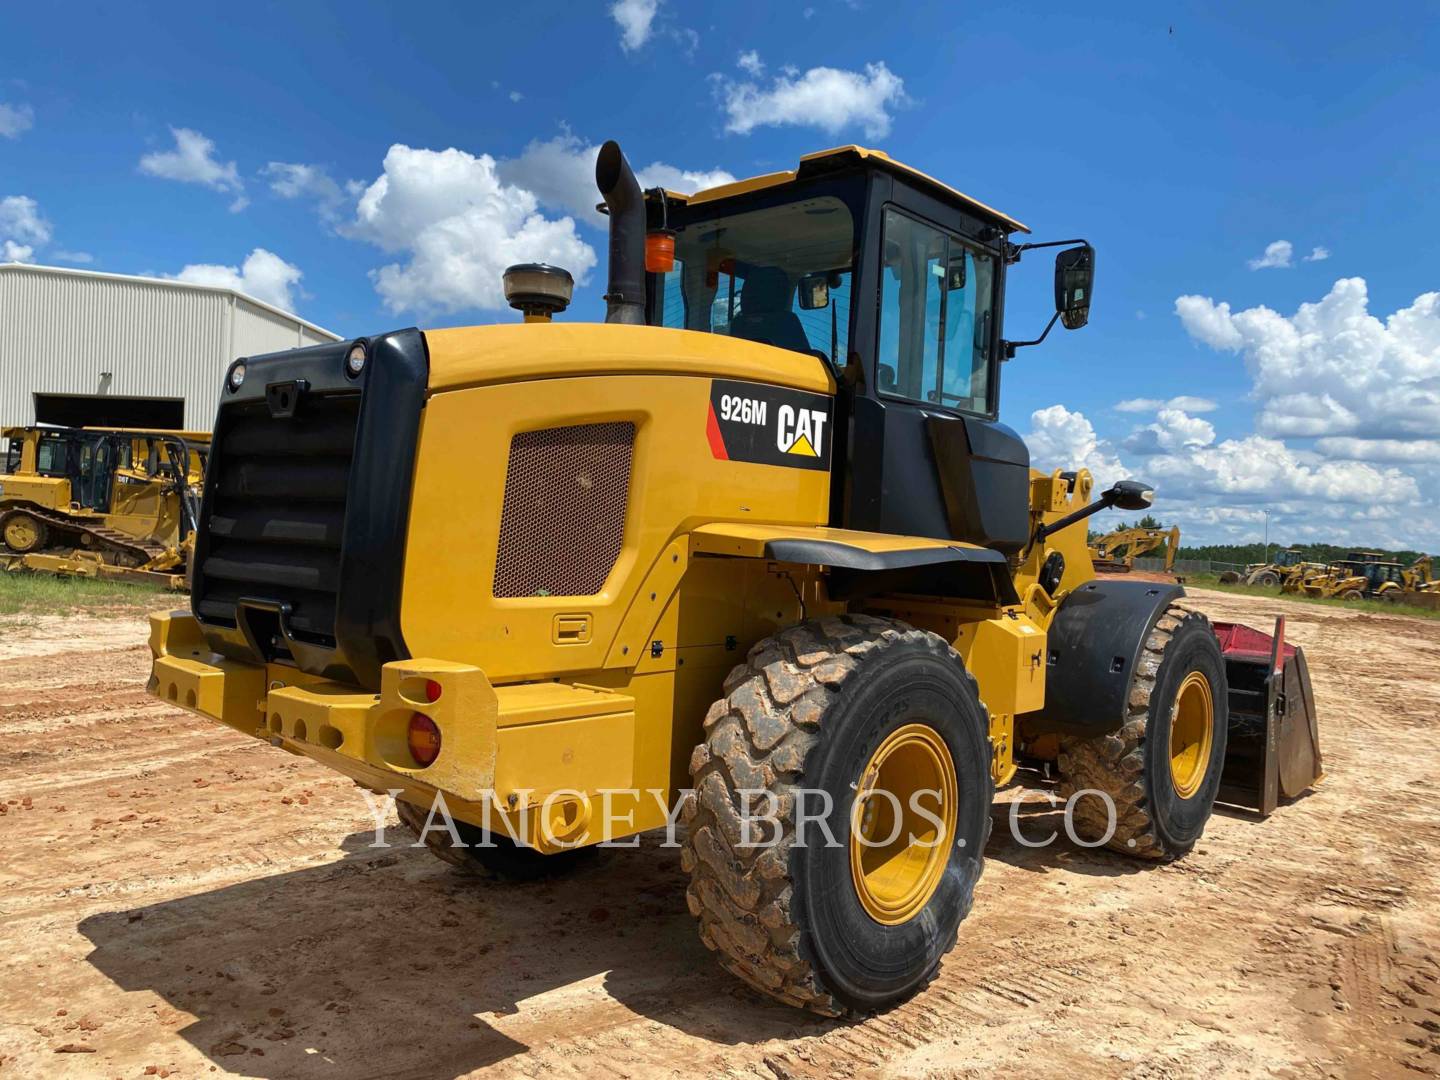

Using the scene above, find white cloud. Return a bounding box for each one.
[139,127,245,208]
[0,102,35,139]
[611,0,659,50]
[1247,239,1293,270]
[497,133,734,226]
[1143,433,1417,505]
[1026,405,1127,492]
[1,194,52,261]
[1304,245,1330,263]
[1115,395,1218,414]
[1315,437,1440,464]
[0,195,51,248]
[1123,407,1217,455]
[1176,278,1440,439]
[51,249,93,264]
[717,61,907,138]
[737,50,764,77]
[171,248,304,311]
[1027,400,1428,546]
[509,90,524,103]
[263,161,349,221]
[346,144,598,315]
[636,160,737,197]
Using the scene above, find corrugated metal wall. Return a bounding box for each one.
[0,265,340,429]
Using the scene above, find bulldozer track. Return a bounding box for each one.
[6,503,168,568]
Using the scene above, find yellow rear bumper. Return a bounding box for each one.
[147,611,637,849]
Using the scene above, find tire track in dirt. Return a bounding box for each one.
[0,592,1438,1078]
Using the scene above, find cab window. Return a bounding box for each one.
[877,208,995,414]
[656,195,854,362]
[36,437,69,476]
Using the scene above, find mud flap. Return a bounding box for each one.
[1214,617,1324,815]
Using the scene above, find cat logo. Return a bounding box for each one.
[777,404,826,458]
[707,378,832,471]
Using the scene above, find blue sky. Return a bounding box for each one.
[4,1,1439,547]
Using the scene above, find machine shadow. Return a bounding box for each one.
[984,799,1148,879]
[78,831,833,1080]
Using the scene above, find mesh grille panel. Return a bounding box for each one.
[493,422,635,598]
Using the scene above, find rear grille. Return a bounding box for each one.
[195,392,360,643]
[493,422,635,599]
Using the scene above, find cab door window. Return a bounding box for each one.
[877,208,996,414]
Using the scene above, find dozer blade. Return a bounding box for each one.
[1213,617,1324,816]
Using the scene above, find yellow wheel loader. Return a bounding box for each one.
[1089,523,1180,573]
[1,425,208,587]
[146,141,1322,1016]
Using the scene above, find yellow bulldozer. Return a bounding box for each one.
[1089,523,1180,573]
[146,141,1323,1016]
[1,425,208,587]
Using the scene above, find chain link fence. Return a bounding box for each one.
[1132,557,1247,577]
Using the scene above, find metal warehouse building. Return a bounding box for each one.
[0,263,339,430]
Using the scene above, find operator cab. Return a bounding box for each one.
[631,146,1095,553]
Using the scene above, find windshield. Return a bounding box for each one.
[655,195,854,362]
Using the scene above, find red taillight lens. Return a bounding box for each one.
[424,679,443,703]
[408,713,441,766]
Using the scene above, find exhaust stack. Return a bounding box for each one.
[596,140,645,325]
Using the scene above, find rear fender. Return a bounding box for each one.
[688,522,1019,606]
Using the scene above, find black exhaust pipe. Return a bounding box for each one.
[595,140,645,325]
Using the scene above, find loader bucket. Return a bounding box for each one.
[1213,617,1324,815]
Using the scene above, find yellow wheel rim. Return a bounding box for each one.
[4,516,39,552]
[849,723,957,926]
[1169,671,1214,799]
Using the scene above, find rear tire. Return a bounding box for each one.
[395,798,596,881]
[682,614,993,1015]
[1056,605,1228,861]
[1340,589,1364,601]
[1251,570,1280,588]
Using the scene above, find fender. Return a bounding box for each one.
[689,522,1018,605]
[1026,578,1185,737]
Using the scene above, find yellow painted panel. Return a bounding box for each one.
[492,682,633,727]
[401,373,830,682]
[424,323,834,395]
[953,615,1047,718]
[493,710,636,801]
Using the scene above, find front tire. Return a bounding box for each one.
[682,615,994,1015]
[1057,605,1228,860]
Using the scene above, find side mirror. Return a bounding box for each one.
[798,272,830,310]
[1104,479,1154,511]
[946,252,967,291]
[1054,245,1094,330]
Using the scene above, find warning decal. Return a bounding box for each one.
[706,379,833,471]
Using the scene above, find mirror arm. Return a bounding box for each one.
[1002,311,1059,360]
[1007,237,1091,264]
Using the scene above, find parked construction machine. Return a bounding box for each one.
[1,425,208,587]
[1089,523,1180,573]
[146,141,1323,1016]
[1219,547,1308,587]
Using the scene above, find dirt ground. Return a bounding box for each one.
[1,589,1438,1079]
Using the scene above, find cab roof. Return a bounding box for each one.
[663,145,1029,235]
